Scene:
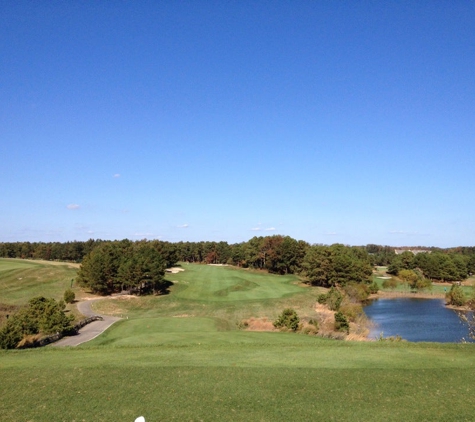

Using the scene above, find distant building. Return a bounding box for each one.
[394,249,430,255]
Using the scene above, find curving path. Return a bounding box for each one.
[53,299,121,347]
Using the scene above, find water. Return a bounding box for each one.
[364,298,472,342]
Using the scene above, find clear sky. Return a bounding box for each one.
[1,1,474,247]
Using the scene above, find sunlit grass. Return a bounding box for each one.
[1,341,475,421]
[0,258,79,305]
[2,261,475,421]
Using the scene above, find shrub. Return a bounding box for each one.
[317,293,327,304]
[339,302,364,323]
[343,283,370,302]
[64,289,75,304]
[368,280,379,294]
[382,277,399,290]
[273,308,300,332]
[328,287,343,310]
[0,296,74,349]
[414,278,432,291]
[398,269,421,290]
[334,312,349,334]
[302,325,318,335]
[308,318,319,329]
[302,318,319,335]
[446,284,466,307]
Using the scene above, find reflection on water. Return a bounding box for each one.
[364,298,472,343]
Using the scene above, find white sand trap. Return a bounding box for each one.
[166,267,185,274]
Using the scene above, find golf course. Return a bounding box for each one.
[1,259,475,421]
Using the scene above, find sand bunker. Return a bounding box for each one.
[166,267,185,274]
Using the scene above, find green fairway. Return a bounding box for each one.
[170,264,304,301]
[90,264,319,329]
[0,258,79,305]
[2,261,475,421]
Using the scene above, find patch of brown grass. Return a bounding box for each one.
[314,302,371,341]
[240,317,275,331]
[16,334,43,348]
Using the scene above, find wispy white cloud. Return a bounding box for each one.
[264,227,276,231]
[113,173,121,178]
[177,224,189,228]
[66,204,80,210]
[324,231,337,235]
[250,227,261,231]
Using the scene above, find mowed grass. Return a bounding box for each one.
[170,264,303,301]
[0,258,79,305]
[90,264,321,331]
[2,262,475,421]
[1,341,475,421]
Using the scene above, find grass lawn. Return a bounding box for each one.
[170,264,304,301]
[90,264,323,328]
[0,258,79,305]
[2,340,475,421]
[1,261,475,421]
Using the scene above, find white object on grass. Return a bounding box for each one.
[135,417,145,422]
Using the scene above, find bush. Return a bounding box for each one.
[343,283,370,302]
[368,280,379,294]
[64,289,75,304]
[273,308,300,332]
[334,312,349,334]
[317,293,327,304]
[308,318,319,329]
[446,284,466,307]
[0,296,74,349]
[339,302,364,323]
[414,278,432,291]
[382,277,399,290]
[303,318,319,334]
[317,287,343,310]
[302,325,318,335]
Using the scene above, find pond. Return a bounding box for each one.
[364,297,472,343]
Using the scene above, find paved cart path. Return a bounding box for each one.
[53,300,121,347]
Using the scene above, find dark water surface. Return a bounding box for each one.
[364,298,471,342]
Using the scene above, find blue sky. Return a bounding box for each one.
[1,1,474,247]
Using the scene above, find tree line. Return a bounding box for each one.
[386,250,475,282]
[2,238,475,293]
